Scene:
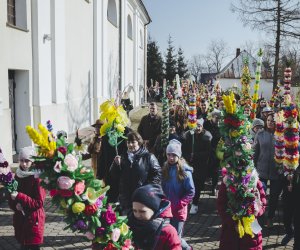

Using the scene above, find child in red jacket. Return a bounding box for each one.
[128,184,182,250]
[9,147,46,250]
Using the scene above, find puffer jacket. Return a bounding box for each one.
[253,130,279,180]
[128,200,182,250]
[110,146,161,212]
[162,164,195,221]
[8,174,46,246]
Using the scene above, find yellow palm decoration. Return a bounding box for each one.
[26,124,56,158]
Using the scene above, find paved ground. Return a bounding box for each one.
[0,104,296,249]
[0,189,295,250]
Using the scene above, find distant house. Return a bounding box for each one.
[216,49,273,99]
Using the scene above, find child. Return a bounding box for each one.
[9,147,46,250]
[128,184,182,250]
[162,139,195,250]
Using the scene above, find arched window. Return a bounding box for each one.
[139,30,143,49]
[127,15,133,39]
[107,0,117,27]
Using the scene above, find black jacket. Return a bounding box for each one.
[110,146,162,213]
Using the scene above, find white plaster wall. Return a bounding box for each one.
[106,17,120,99]
[64,0,94,131]
[218,78,274,99]
[0,0,32,161]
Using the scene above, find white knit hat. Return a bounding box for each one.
[19,147,35,161]
[166,139,182,158]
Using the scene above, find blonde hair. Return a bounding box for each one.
[162,158,187,182]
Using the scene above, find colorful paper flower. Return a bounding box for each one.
[64,154,78,172]
[57,176,75,190]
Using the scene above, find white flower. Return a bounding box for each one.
[64,154,78,172]
[53,161,62,173]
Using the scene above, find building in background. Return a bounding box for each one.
[0,0,150,162]
[216,49,273,99]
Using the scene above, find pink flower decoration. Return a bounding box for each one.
[54,161,62,173]
[102,205,117,225]
[49,189,58,197]
[111,228,121,242]
[221,167,227,176]
[123,239,132,248]
[57,176,75,190]
[74,181,85,195]
[85,231,95,240]
[64,154,78,172]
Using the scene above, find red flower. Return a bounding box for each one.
[59,189,73,197]
[57,146,67,155]
[84,204,98,216]
[104,242,117,250]
[50,189,58,197]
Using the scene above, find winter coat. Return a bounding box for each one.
[98,127,131,202]
[128,200,182,250]
[182,130,212,177]
[162,164,195,221]
[217,181,266,250]
[137,114,162,150]
[254,130,279,180]
[8,174,46,246]
[110,146,162,213]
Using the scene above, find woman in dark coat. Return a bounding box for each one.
[217,179,266,250]
[110,131,161,215]
[8,147,46,250]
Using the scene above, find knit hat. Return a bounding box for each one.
[262,106,273,113]
[166,139,182,158]
[132,184,166,213]
[197,118,204,126]
[211,109,221,118]
[19,147,35,161]
[0,148,8,168]
[252,118,264,129]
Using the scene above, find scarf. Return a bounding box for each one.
[128,214,167,250]
[16,167,36,178]
[127,147,142,163]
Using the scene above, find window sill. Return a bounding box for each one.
[6,22,29,32]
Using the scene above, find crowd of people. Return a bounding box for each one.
[2,83,300,250]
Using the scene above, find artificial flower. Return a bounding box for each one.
[96,227,106,236]
[84,204,98,216]
[64,154,78,172]
[57,146,67,155]
[102,205,117,225]
[85,231,95,240]
[111,228,121,242]
[74,181,85,195]
[53,161,62,173]
[72,202,85,214]
[57,176,75,190]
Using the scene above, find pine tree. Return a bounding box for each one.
[177,47,188,78]
[147,37,164,87]
[164,35,177,83]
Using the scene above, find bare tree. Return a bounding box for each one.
[239,40,258,56]
[205,39,230,73]
[188,54,205,82]
[231,0,300,89]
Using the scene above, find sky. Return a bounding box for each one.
[143,0,265,62]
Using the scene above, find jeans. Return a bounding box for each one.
[170,218,190,250]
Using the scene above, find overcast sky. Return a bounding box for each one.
[143,0,265,62]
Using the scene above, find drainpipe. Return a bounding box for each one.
[118,0,122,93]
[143,18,151,104]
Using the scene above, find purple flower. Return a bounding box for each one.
[241,136,247,143]
[4,172,13,184]
[75,220,88,230]
[95,197,103,208]
[242,174,251,185]
[96,227,105,236]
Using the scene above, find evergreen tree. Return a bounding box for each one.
[147,36,164,87]
[177,47,188,78]
[164,35,177,83]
